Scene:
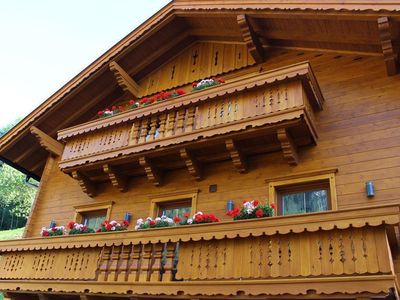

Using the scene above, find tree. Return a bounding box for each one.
[0,119,38,230]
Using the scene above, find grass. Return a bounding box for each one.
[0,227,24,240]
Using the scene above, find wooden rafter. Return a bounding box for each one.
[237,14,264,64]
[225,139,247,173]
[103,164,128,192]
[179,148,202,180]
[71,171,96,197]
[277,128,298,166]
[30,126,64,157]
[139,156,162,186]
[109,61,141,98]
[377,16,399,76]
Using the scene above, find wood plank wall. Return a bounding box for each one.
[26,49,400,237]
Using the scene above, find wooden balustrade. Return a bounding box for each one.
[57,62,323,170]
[0,205,398,296]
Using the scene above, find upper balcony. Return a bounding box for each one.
[57,62,323,195]
[0,205,398,299]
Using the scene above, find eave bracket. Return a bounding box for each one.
[103,164,128,192]
[71,171,96,197]
[237,14,264,64]
[225,139,247,173]
[277,128,299,166]
[109,61,141,97]
[139,156,162,186]
[180,148,202,180]
[378,16,399,76]
[30,126,64,157]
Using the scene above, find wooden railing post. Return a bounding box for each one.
[96,246,111,281]
[165,111,176,137]
[129,120,141,145]
[138,244,153,282]
[162,242,177,282]
[186,106,196,132]
[149,243,164,282]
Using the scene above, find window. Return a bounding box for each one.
[267,169,337,216]
[149,190,198,218]
[73,201,113,229]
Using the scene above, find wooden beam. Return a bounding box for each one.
[237,14,264,63]
[179,148,202,180]
[225,139,247,173]
[139,156,162,186]
[30,126,63,157]
[109,61,141,97]
[103,164,128,192]
[71,170,96,197]
[378,16,399,76]
[277,128,299,166]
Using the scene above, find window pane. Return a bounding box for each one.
[160,206,191,219]
[305,190,328,213]
[282,193,305,215]
[82,210,106,229]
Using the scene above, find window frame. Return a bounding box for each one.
[73,201,114,224]
[149,190,198,218]
[267,170,338,216]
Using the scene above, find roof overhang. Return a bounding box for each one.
[1,0,399,179]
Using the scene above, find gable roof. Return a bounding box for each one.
[1,0,399,180]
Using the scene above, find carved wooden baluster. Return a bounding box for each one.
[185,106,196,132]
[149,243,163,282]
[175,108,186,135]
[96,246,112,281]
[139,118,150,143]
[148,115,158,141]
[129,120,141,145]
[165,111,176,137]
[158,113,167,139]
[138,244,153,282]
[127,244,142,282]
[107,246,122,282]
[162,242,177,282]
[116,245,131,282]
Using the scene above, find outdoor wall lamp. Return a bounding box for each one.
[124,212,132,223]
[49,220,56,228]
[226,200,234,211]
[366,181,375,197]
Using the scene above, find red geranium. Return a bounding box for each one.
[128,100,135,105]
[139,97,149,104]
[97,111,104,116]
[255,209,264,218]
[122,220,130,226]
[106,223,112,231]
[253,199,259,206]
[192,82,198,87]
[176,89,185,95]
[183,212,190,218]
[150,220,156,226]
[67,221,75,230]
[173,216,181,223]
[112,105,117,110]
[270,203,276,210]
[42,231,49,236]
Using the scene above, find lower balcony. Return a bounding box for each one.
[0,205,399,299]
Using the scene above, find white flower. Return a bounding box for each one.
[111,226,116,231]
[167,218,174,225]
[155,217,161,222]
[161,215,167,220]
[110,220,118,226]
[146,217,153,221]
[187,218,193,224]
[134,225,139,230]
[136,218,144,224]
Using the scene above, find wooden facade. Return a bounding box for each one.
[0,1,400,299]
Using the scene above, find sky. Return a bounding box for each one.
[0,0,170,128]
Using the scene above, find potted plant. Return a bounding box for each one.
[226,200,276,220]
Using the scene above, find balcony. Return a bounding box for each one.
[56,62,324,194]
[0,205,398,298]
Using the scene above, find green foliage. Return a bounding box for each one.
[0,227,24,240]
[0,120,37,230]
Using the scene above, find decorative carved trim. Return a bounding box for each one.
[103,164,128,192]
[30,126,63,157]
[109,61,141,97]
[139,156,162,186]
[179,148,202,180]
[277,128,298,165]
[265,168,338,183]
[377,16,398,76]
[71,171,96,197]
[225,139,247,173]
[237,14,264,64]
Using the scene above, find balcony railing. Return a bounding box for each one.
[57,62,323,170]
[0,205,398,298]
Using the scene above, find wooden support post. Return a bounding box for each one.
[71,170,97,197]
[30,126,64,157]
[109,61,141,97]
[103,164,128,192]
[378,16,399,76]
[139,156,162,186]
[277,128,299,166]
[225,139,247,173]
[180,148,202,180]
[237,14,264,64]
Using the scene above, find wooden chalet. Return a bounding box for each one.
[1,0,400,299]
